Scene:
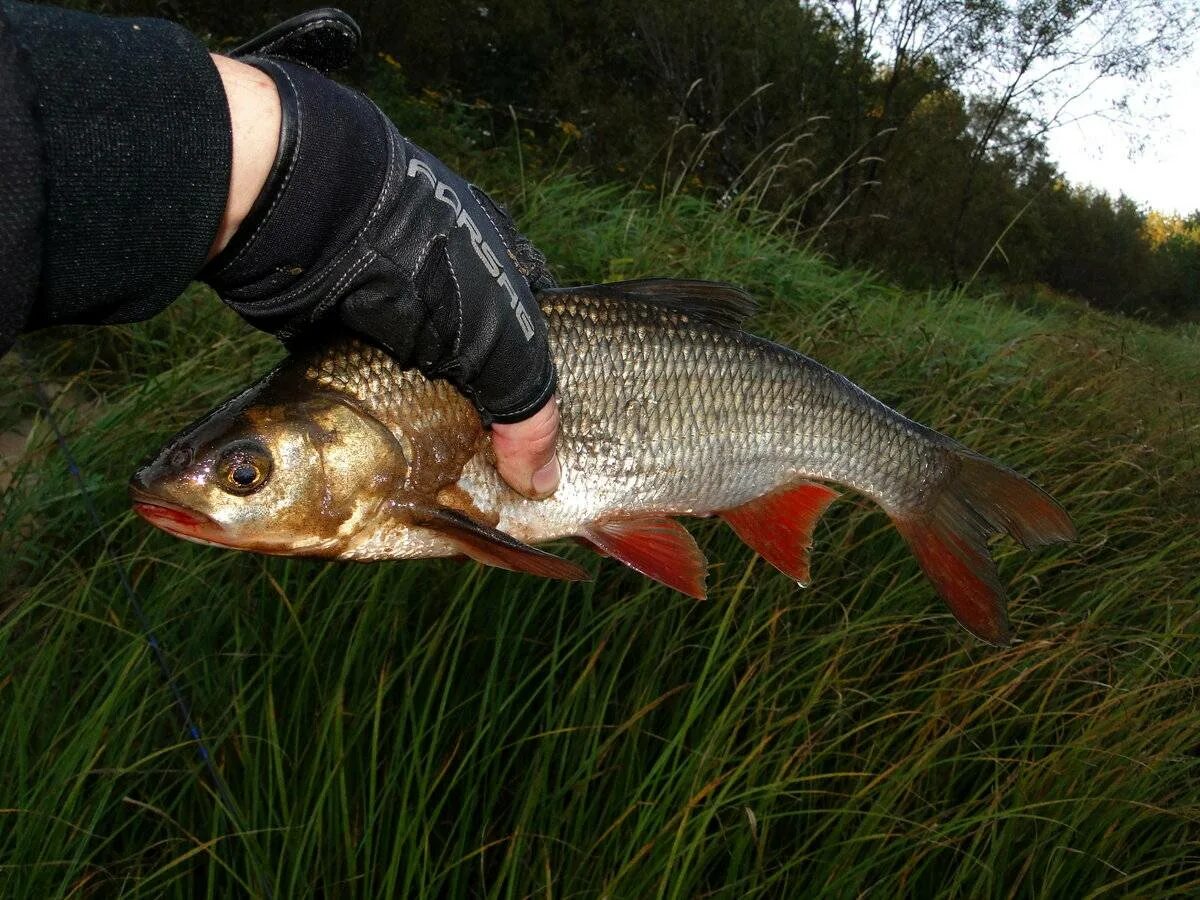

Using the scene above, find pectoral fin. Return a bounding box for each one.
[580,517,707,599]
[411,504,590,582]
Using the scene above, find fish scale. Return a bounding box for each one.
[132,278,1075,644]
[323,286,946,549]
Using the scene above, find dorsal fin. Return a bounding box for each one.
[542,278,757,328]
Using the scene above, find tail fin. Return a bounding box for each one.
[892,451,1076,645]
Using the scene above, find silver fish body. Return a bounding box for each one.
[331,283,945,556]
[133,279,1075,644]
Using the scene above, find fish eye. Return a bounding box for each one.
[232,464,258,486]
[216,441,272,495]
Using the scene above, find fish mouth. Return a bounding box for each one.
[129,487,230,546]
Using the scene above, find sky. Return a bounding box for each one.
[1042,44,1200,216]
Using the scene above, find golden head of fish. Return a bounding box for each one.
[129,382,408,555]
[131,350,591,581]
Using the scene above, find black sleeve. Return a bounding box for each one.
[0,1,42,349]
[0,0,231,355]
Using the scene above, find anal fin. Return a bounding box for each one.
[580,517,707,599]
[719,481,839,585]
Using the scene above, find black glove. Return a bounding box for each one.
[202,9,556,424]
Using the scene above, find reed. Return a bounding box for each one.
[2,118,1197,898]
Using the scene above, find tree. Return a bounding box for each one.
[946,0,1197,278]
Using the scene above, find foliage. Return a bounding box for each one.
[4,125,1200,893]
[49,0,1200,319]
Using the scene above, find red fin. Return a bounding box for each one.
[719,481,839,585]
[581,517,707,599]
[893,450,1075,646]
[894,518,1011,645]
[412,505,589,583]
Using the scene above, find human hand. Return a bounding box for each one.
[204,11,560,498]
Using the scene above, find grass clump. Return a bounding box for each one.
[2,163,1199,896]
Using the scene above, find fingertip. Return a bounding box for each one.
[492,397,561,499]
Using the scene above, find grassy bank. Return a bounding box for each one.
[2,157,1199,895]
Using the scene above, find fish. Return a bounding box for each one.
[130,278,1075,644]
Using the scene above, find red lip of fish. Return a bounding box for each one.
[130,490,226,543]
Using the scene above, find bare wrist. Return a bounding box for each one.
[208,54,281,260]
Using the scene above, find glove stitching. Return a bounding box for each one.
[216,59,303,274]
[493,366,555,421]
[445,250,465,360]
[409,236,436,287]
[410,233,445,301]
[401,239,456,370]
[317,249,376,321]
[471,184,517,260]
[363,112,401,232]
[327,250,376,304]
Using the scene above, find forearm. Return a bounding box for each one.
[0,0,230,343]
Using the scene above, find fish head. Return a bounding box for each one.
[130,382,406,555]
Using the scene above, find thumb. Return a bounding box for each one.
[491,397,561,499]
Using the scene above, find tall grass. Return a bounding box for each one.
[2,153,1199,896]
